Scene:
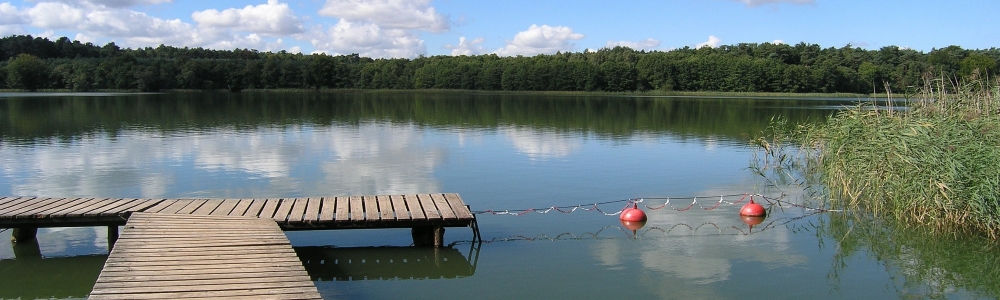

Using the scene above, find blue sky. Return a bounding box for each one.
[0,0,996,58]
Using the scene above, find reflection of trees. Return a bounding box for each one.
[820,212,1000,298]
[0,92,838,144]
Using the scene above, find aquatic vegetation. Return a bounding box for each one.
[755,78,1000,238]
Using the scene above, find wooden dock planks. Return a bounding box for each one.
[0,193,474,229]
[90,212,321,300]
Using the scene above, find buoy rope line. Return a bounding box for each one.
[473,193,844,216]
[450,212,823,246]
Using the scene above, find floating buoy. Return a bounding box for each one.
[739,198,766,217]
[619,203,647,222]
[740,215,766,233]
[621,220,647,231]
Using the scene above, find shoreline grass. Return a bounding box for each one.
[757,78,1000,238]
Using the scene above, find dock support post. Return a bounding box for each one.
[108,226,119,251]
[412,226,445,247]
[10,227,37,243]
[12,238,42,259]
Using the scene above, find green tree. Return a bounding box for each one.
[5,53,50,91]
[959,53,996,79]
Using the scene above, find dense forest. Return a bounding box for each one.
[1,35,997,94]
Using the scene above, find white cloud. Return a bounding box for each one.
[318,0,448,33]
[27,2,85,29]
[192,0,303,36]
[444,36,485,56]
[86,0,173,8]
[772,39,784,44]
[697,35,722,48]
[0,2,27,25]
[495,24,584,56]
[731,0,814,6]
[605,38,661,50]
[504,127,581,160]
[309,19,425,58]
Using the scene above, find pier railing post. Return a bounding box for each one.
[108,226,119,251]
[10,227,37,243]
[412,226,446,247]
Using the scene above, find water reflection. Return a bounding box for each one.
[295,246,478,281]
[820,213,1000,299]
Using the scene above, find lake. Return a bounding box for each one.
[1,91,998,299]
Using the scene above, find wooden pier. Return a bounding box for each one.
[0,193,475,246]
[89,213,321,300]
[1,194,477,298]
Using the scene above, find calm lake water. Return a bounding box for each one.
[1,92,998,299]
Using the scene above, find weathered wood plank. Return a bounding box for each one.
[18,197,86,217]
[241,199,265,217]
[431,193,458,220]
[174,199,209,215]
[155,200,195,214]
[335,196,350,222]
[404,194,426,220]
[287,198,309,223]
[303,197,321,223]
[349,196,365,221]
[418,194,441,219]
[319,197,336,222]
[390,195,410,220]
[377,195,394,220]
[445,193,475,219]
[272,198,296,222]
[104,199,159,215]
[0,197,35,211]
[256,199,280,218]
[89,198,148,216]
[5,197,69,216]
[207,199,240,216]
[227,199,253,217]
[88,287,321,300]
[363,196,380,221]
[190,199,223,215]
[139,199,176,213]
[92,212,320,300]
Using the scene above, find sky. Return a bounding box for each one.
[0,0,997,58]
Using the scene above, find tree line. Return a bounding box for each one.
[1,35,997,94]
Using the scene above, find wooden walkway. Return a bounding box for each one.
[0,193,474,229]
[89,213,322,300]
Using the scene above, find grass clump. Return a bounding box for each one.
[759,78,1000,238]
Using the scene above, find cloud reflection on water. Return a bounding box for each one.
[0,122,446,199]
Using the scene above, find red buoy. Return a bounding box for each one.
[621,220,647,231]
[739,198,766,217]
[620,203,647,222]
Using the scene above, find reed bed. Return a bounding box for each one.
[759,78,1000,238]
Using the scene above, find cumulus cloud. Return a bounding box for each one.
[0,2,28,25]
[86,0,173,8]
[4,1,305,52]
[605,38,660,50]
[27,2,85,29]
[444,36,485,56]
[309,19,426,58]
[730,0,814,6]
[697,35,722,48]
[318,0,448,33]
[495,24,584,56]
[192,0,303,36]
[772,39,784,44]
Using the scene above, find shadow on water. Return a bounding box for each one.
[0,91,844,145]
[0,240,105,299]
[294,244,480,282]
[819,212,1000,299]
